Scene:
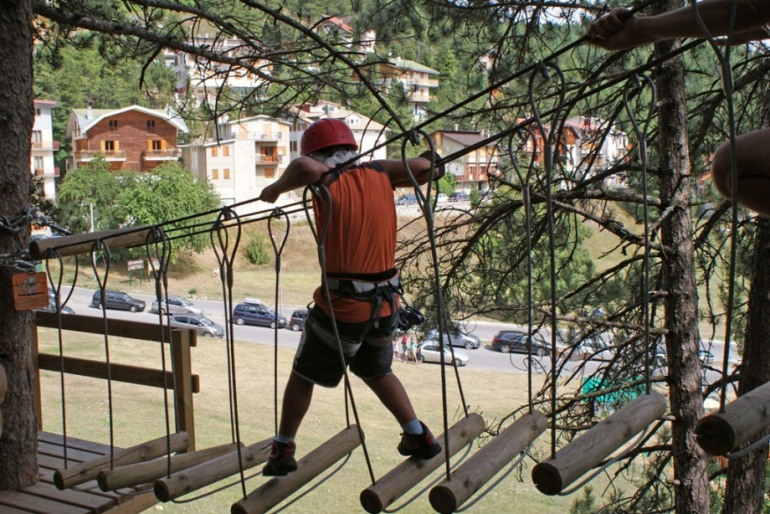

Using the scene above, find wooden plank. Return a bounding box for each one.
[0,503,30,513]
[38,441,106,463]
[0,490,90,514]
[34,313,175,343]
[37,353,200,392]
[171,329,196,446]
[20,482,112,512]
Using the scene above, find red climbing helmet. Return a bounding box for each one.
[300,118,358,156]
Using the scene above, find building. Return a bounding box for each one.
[182,115,292,212]
[289,101,389,161]
[429,130,500,192]
[365,57,440,121]
[66,105,189,172]
[172,34,271,107]
[315,16,376,54]
[32,99,59,202]
[561,117,630,189]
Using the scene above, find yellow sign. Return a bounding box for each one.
[12,272,49,311]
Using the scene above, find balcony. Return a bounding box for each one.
[255,154,281,164]
[77,150,126,162]
[142,148,182,161]
[248,131,283,141]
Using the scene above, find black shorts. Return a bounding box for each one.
[292,306,397,387]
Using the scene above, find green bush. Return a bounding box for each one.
[246,234,270,265]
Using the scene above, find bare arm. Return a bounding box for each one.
[586,0,770,51]
[377,153,446,188]
[258,156,330,203]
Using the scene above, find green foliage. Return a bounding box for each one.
[570,486,597,514]
[245,233,271,265]
[58,161,220,264]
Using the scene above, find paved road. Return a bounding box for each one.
[51,287,740,378]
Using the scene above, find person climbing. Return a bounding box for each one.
[257,117,445,476]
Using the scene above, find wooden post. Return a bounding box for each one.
[532,392,666,495]
[29,226,162,259]
[155,438,273,502]
[54,431,189,490]
[696,381,770,455]
[359,413,485,514]
[97,442,239,491]
[430,411,547,513]
[231,426,362,514]
[171,329,197,450]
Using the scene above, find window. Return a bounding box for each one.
[265,167,275,179]
[290,141,297,152]
[151,140,162,150]
[223,168,231,179]
[109,120,118,131]
[211,147,218,157]
[147,120,156,133]
[223,146,229,157]
[212,169,219,180]
[34,156,44,172]
[32,130,42,145]
[35,108,41,116]
[104,140,116,151]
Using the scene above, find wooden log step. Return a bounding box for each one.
[360,413,486,514]
[29,226,161,259]
[696,381,770,455]
[54,432,189,490]
[98,442,239,491]
[430,411,547,513]
[532,392,667,495]
[155,438,272,502]
[231,426,362,514]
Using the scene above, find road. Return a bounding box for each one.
[51,287,740,378]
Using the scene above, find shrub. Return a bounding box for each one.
[246,234,270,265]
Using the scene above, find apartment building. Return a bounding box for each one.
[66,105,188,172]
[32,99,59,202]
[182,115,292,213]
[429,130,500,192]
[373,57,440,121]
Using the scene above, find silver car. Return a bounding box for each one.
[418,342,470,366]
[168,314,224,338]
[151,295,203,316]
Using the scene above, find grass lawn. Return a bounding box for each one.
[37,328,584,514]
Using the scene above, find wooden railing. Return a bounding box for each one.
[32,313,199,450]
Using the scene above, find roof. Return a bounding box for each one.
[433,130,493,147]
[289,103,387,133]
[71,105,189,133]
[386,57,439,75]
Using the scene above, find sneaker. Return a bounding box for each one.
[397,421,442,459]
[262,440,297,476]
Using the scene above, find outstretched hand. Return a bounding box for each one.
[586,7,648,51]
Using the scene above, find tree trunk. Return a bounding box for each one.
[653,1,709,512]
[722,217,770,513]
[0,0,38,490]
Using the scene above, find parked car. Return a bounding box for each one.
[422,327,481,350]
[449,191,470,203]
[490,330,548,356]
[289,309,309,332]
[168,314,224,338]
[35,299,75,315]
[90,290,146,312]
[233,301,287,328]
[418,342,470,366]
[576,332,615,360]
[150,295,203,316]
[436,193,449,203]
[396,194,418,205]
